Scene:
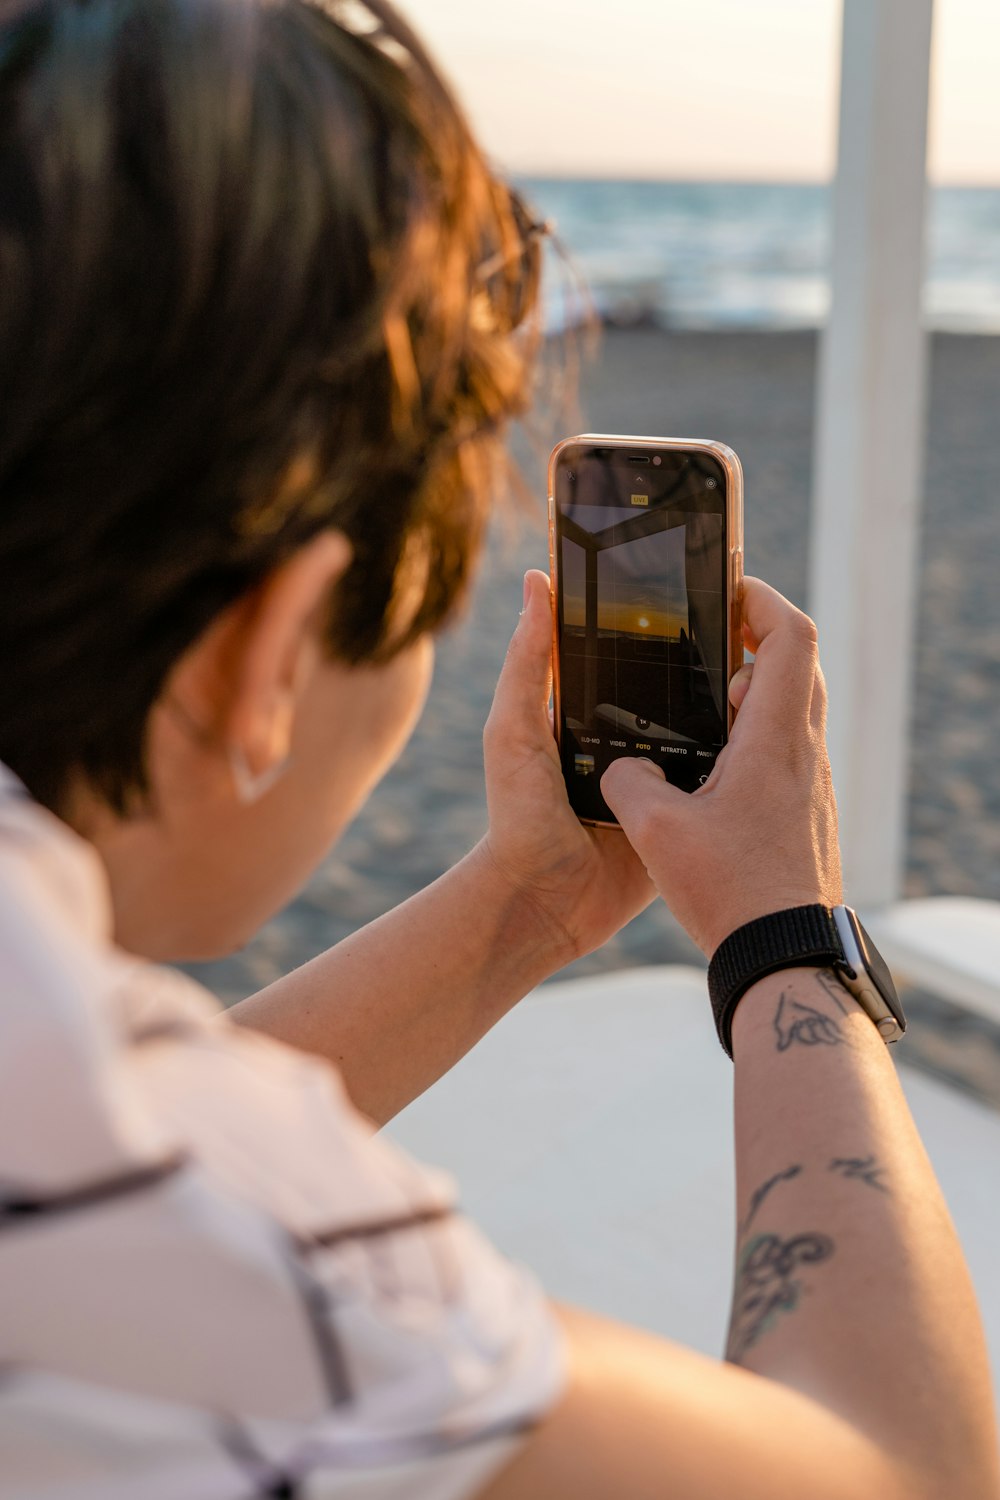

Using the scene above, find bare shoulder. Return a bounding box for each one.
[473,1304,915,1500]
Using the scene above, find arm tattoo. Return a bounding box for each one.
[727,1231,835,1364]
[774,992,846,1051]
[739,1164,803,1238]
[829,1153,891,1194]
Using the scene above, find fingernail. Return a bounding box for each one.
[521,573,531,615]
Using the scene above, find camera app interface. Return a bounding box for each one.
[555,447,728,822]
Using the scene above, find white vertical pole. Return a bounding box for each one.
[810,0,934,910]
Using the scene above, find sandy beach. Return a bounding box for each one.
[187,328,1000,1103]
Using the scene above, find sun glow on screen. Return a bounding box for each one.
[562,599,685,637]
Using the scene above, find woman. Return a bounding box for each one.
[0,0,996,1496]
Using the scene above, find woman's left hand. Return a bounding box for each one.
[478,569,657,965]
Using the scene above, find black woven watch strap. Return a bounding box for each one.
[708,905,846,1060]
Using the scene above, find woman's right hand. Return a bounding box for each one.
[600,577,843,957]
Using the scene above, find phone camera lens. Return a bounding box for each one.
[653,455,662,466]
[705,477,718,490]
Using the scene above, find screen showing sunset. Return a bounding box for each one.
[555,474,727,819]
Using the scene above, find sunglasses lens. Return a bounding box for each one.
[475,188,547,331]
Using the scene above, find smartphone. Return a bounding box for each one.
[548,434,744,826]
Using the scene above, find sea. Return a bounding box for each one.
[518,179,1000,334]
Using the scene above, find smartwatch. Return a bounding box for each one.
[708,904,906,1059]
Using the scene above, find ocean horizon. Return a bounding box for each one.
[516,178,1000,334]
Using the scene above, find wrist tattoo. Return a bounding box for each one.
[727,1231,835,1364]
[829,1153,890,1194]
[739,1164,803,1238]
[773,991,847,1051]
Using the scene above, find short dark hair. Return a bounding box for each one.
[0,0,541,813]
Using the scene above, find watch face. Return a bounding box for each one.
[850,913,907,1031]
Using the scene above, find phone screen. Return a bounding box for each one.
[552,442,731,822]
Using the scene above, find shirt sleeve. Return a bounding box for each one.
[21,963,566,1497]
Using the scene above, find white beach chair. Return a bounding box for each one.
[389,965,1000,1419]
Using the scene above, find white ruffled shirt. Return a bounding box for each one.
[0,767,564,1499]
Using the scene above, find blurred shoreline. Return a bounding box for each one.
[522,180,1000,335]
[187,327,1000,1105]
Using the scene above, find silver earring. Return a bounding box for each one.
[227,744,292,806]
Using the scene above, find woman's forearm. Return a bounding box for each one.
[729,966,999,1497]
[226,840,570,1125]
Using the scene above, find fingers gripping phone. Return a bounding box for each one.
[548,434,744,826]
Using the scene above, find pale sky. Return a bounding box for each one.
[404,0,1000,184]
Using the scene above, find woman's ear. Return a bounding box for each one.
[170,531,353,784]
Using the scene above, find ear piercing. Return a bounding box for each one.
[227,743,292,805]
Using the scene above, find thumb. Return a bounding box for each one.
[488,569,553,736]
[601,756,687,846]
